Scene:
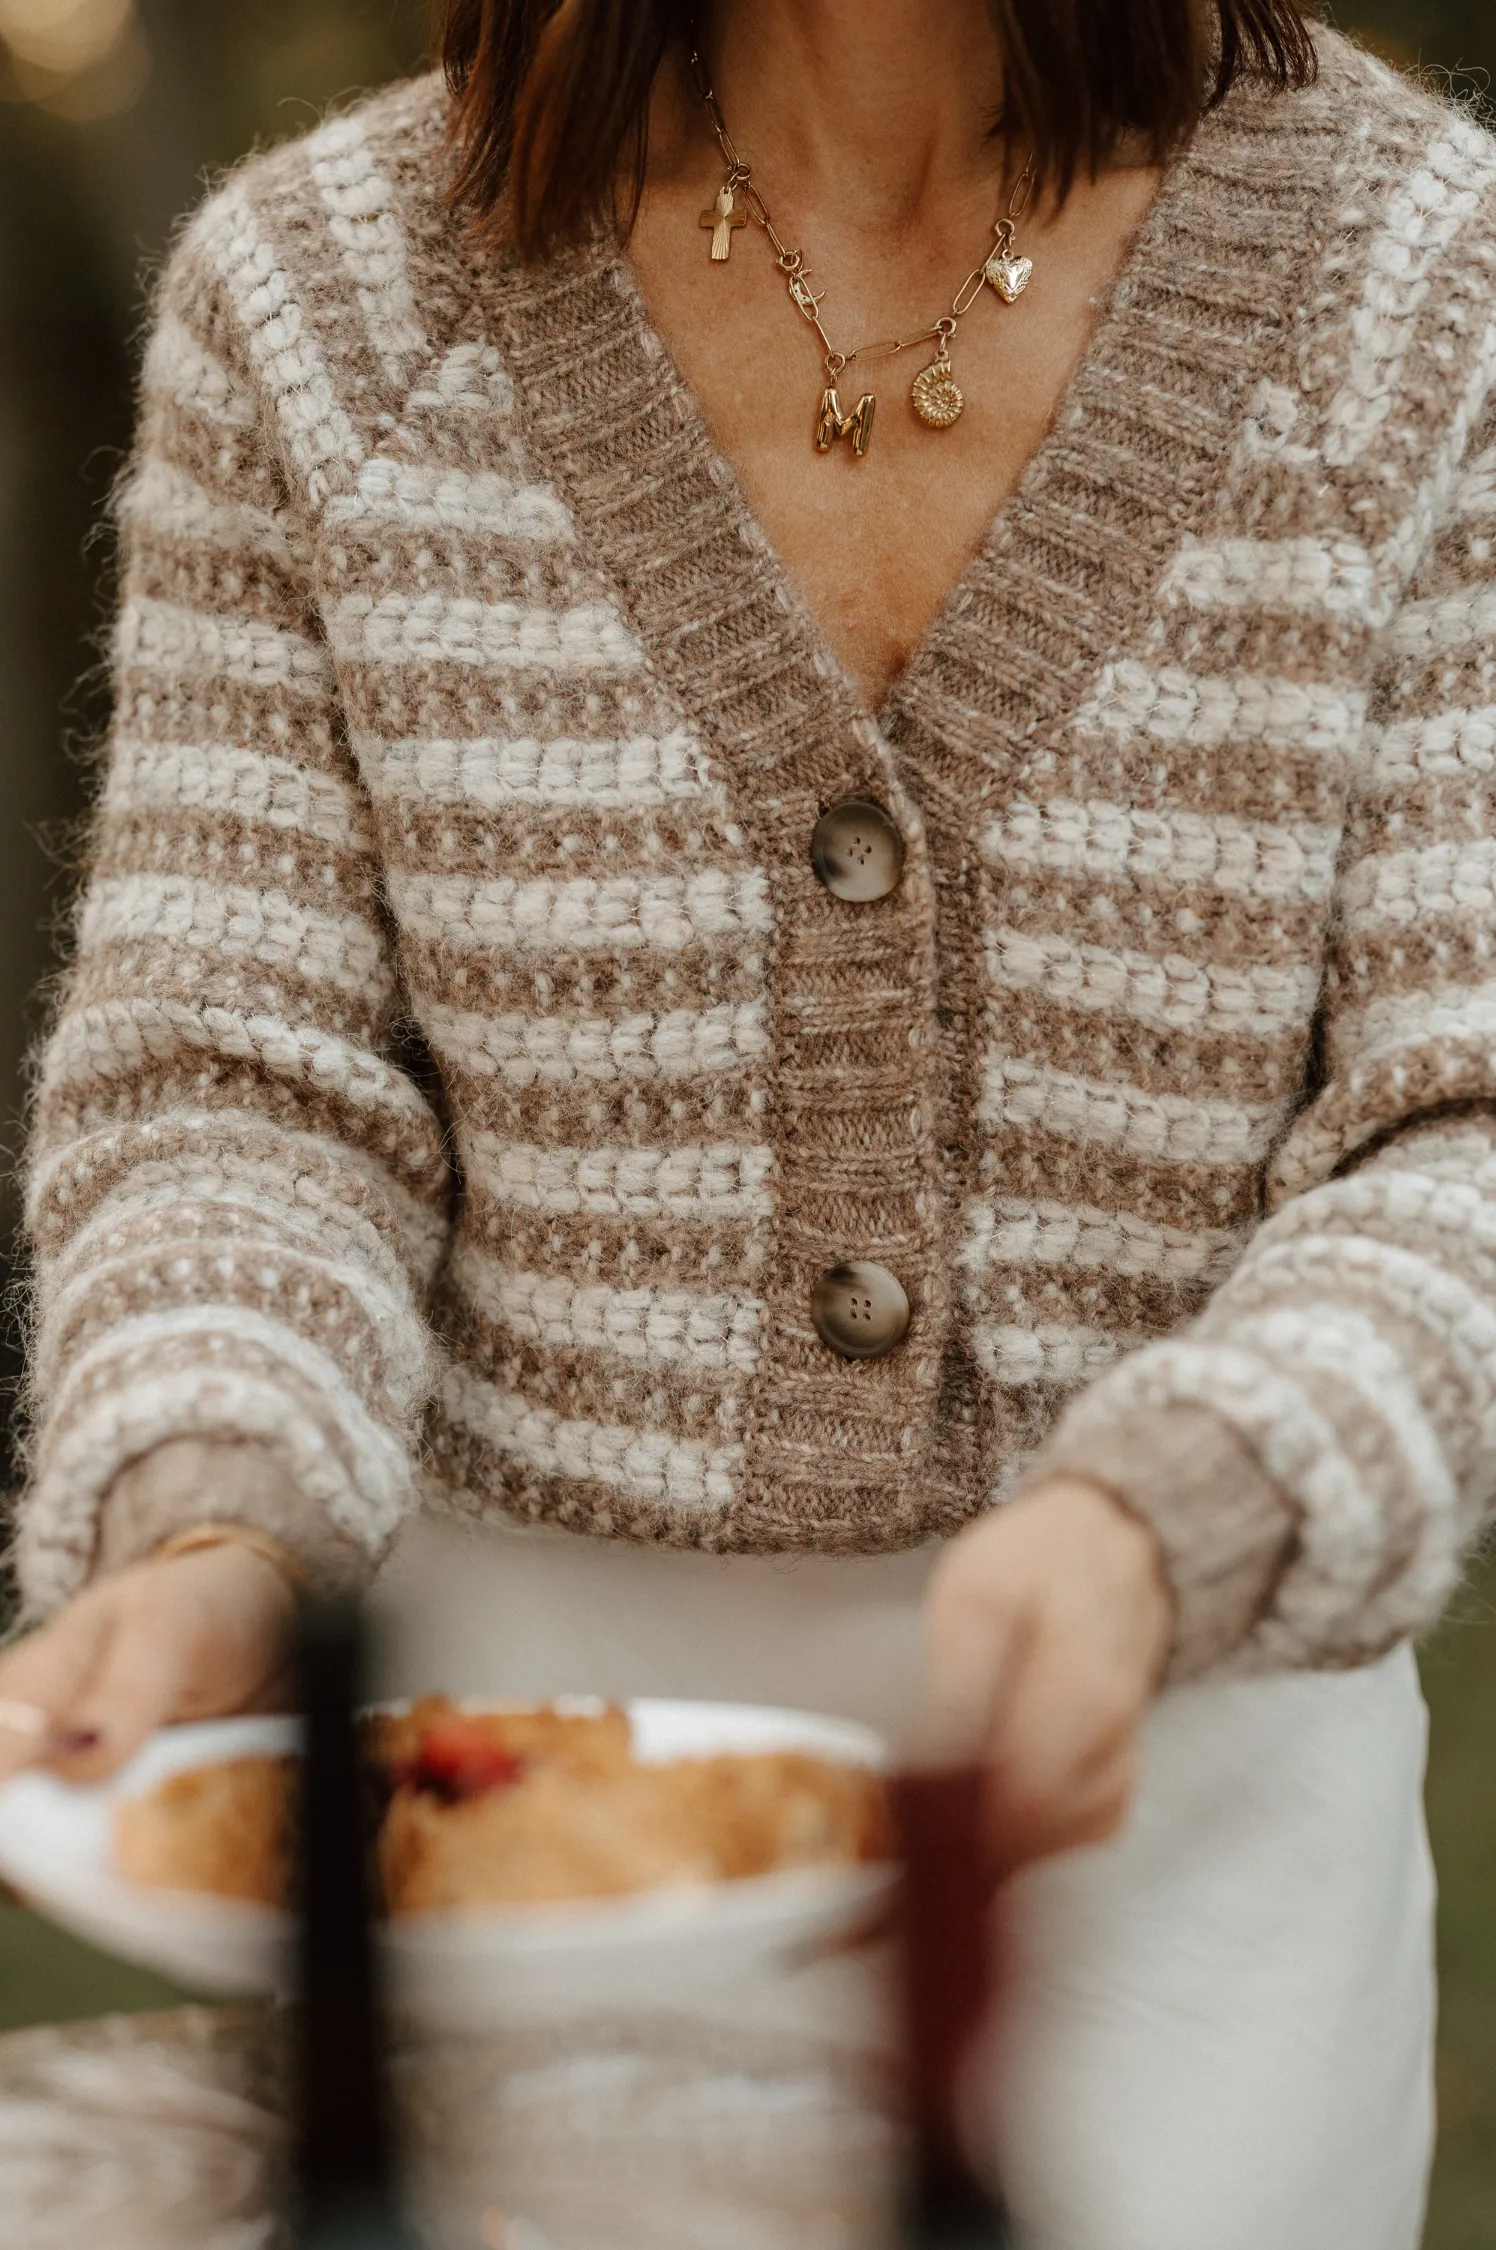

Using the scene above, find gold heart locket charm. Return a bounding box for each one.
[985,251,1034,304]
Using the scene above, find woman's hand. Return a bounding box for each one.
[0,1541,297,1787]
[923,1477,1175,1875]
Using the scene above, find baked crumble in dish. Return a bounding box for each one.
[113,1700,889,1913]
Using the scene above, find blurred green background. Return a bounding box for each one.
[0,4,1493,2244]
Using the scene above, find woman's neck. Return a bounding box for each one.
[683,0,1010,235]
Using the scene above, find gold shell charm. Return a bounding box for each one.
[911,351,964,430]
[985,252,1034,304]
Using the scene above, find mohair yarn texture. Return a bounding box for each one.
[20,34,1496,1678]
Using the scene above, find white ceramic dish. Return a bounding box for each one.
[0,1699,893,2028]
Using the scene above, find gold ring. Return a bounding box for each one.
[0,1700,52,1743]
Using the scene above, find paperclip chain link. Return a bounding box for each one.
[689,40,1035,390]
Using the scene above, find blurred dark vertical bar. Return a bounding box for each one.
[294,1598,418,2250]
[893,1769,1009,2250]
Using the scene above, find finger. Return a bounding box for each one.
[1010,1790,1131,1870]
[983,1637,1143,1859]
[993,1744,1138,1874]
[994,1616,1145,1793]
[164,1549,298,1720]
[921,1586,1031,1763]
[134,1545,299,1727]
[0,1602,112,1781]
[53,1598,194,1783]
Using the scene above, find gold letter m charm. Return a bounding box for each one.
[816,387,876,459]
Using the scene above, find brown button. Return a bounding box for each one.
[813,1261,912,1361]
[811,798,905,903]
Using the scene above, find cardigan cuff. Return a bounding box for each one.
[17,1331,410,1615]
[1026,1401,1298,1683]
[95,1435,376,1599]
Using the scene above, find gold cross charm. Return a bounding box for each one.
[815,387,876,459]
[700,184,748,262]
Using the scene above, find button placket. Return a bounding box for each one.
[492,243,952,1532]
[808,801,914,1360]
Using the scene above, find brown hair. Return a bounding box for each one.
[440,0,1318,259]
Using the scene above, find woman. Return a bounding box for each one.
[2,0,1491,2237]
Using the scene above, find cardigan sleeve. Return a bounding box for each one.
[15,215,454,1614]
[1032,401,1496,1681]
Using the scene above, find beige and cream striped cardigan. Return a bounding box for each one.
[19,35,1496,1678]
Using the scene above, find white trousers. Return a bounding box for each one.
[373,1513,1437,2250]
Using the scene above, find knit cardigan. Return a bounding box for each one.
[19,34,1496,1680]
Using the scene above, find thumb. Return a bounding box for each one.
[53,1616,191,1784]
[0,1602,111,1782]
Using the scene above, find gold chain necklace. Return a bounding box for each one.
[689,43,1036,460]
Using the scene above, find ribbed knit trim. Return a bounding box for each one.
[96,1434,373,1597]
[1028,1400,1298,1682]
[20,1331,411,1613]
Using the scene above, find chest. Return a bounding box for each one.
[624,167,1166,708]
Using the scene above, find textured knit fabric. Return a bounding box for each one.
[18,35,1496,1679]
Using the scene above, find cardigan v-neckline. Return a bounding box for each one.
[479,68,1309,776]
[606,175,1169,737]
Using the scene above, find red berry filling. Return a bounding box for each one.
[396,1714,526,1803]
